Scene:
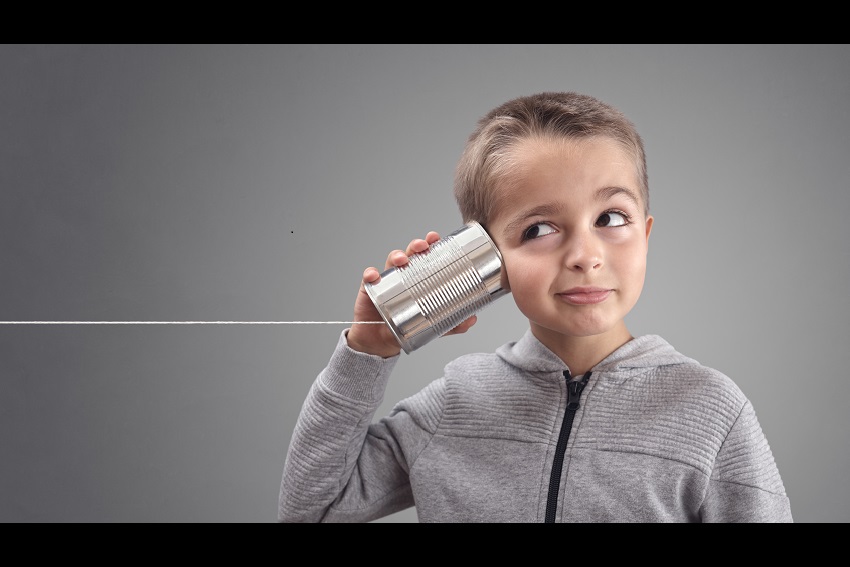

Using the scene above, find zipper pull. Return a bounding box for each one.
[567,372,592,410]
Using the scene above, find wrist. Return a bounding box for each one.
[345,328,401,359]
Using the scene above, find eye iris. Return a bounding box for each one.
[526,225,540,239]
[598,213,611,226]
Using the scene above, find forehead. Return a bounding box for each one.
[489,135,642,220]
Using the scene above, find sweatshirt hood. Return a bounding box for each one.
[495,328,697,374]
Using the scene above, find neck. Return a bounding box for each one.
[529,321,633,376]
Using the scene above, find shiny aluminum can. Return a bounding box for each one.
[364,221,509,354]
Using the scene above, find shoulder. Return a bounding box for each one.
[629,335,749,413]
[444,350,514,378]
[442,350,533,395]
[589,342,758,476]
[662,359,746,404]
[394,349,517,420]
[642,355,753,455]
[436,350,560,443]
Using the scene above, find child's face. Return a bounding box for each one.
[487,136,653,345]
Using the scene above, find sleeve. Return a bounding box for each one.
[277,329,444,523]
[700,399,793,523]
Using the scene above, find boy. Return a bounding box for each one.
[278,92,793,522]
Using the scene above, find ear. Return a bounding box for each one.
[644,215,654,243]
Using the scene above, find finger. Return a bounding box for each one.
[362,267,381,285]
[405,238,429,256]
[385,249,408,270]
[445,315,477,336]
[425,231,440,245]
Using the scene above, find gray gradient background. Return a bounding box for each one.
[1,44,848,523]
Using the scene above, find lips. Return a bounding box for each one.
[557,286,612,305]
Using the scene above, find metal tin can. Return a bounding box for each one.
[364,221,509,354]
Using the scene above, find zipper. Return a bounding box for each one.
[544,369,591,523]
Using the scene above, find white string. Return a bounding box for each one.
[0,321,385,325]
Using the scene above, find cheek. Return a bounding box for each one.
[611,241,649,288]
[503,255,548,295]
[506,270,547,320]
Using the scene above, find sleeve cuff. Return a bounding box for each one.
[318,328,400,403]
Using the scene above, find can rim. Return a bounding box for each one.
[467,220,503,264]
[362,280,412,354]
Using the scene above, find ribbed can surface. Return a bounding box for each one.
[364,221,508,354]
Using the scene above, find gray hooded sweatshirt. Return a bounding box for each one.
[278,329,792,523]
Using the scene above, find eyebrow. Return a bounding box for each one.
[502,203,567,236]
[596,186,641,208]
[501,186,641,235]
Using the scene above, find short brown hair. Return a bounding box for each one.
[453,91,649,226]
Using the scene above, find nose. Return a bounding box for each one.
[562,229,602,272]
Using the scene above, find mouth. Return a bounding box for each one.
[556,286,613,305]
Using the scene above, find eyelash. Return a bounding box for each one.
[520,209,632,242]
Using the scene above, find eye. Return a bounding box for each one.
[596,211,630,228]
[522,222,557,241]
